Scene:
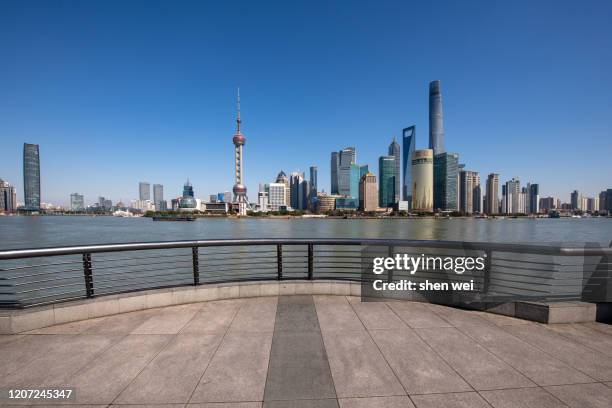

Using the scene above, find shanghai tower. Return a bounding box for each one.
[428,80,445,155]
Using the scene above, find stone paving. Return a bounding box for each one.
[1,295,612,407]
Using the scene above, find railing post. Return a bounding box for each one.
[82,252,94,298]
[308,244,314,280]
[387,245,394,283]
[483,249,492,294]
[192,247,200,286]
[277,244,283,280]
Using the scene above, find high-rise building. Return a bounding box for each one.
[268,183,286,211]
[316,193,337,213]
[428,80,445,155]
[527,183,539,214]
[378,156,396,208]
[359,173,378,212]
[539,197,557,212]
[330,152,339,195]
[23,143,41,210]
[402,126,416,204]
[257,191,269,212]
[359,165,369,178]
[153,184,164,211]
[485,173,500,215]
[70,193,84,211]
[290,172,308,210]
[571,190,580,210]
[337,147,357,196]
[459,170,480,214]
[209,195,218,203]
[433,152,458,212]
[309,166,318,205]
[139,182,150,201]
[276,171,290,207]
[0,179,17,213]
[232,89,250,215]
[388,137,401,204]
[606,189,612,212]
[502,178,521,214]
[411,150,434,211]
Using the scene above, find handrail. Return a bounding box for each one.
[1,238,610,259]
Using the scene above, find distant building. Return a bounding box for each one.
[411,150,434,212]
[459,170,480,214]
[606,189,612,212]
[139,182,150,201]
[70,193,84,211]
[257,191,269,212]
[153,184,164,211]
[330,152,339,195]
[539,196,557,212]
[132,199,154,212]
[316,193,337,213]
[178,181,197,212]
[359,173,378,212]
[433,152,458,212]
[527,183,539,214]
[309,166,318,207]
[276,171,291,207]
[218,191,231,203]
[571,190,580,210]
[359,165,369,178]
[23,143,41,210]
[209,194,218,203]
[429,81,445,156]
[335,197,358,211]
[337,147,357,196]
[378,156,396,209]
[502,178,521,214]
[402,126,416,205]
[0,179,17,213]
[388,137,401,204]
[290,172,308,210]
[485,173,499,215]
[599,191,607,212]
[268,182,286,211]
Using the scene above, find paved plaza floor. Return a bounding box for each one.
[1,295,612,407]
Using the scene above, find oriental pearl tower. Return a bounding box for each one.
[232,88,250,215]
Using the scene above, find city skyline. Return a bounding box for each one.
[1,1,611,205]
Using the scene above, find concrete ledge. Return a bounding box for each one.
[0,280,354,334]
[515,301,597,324]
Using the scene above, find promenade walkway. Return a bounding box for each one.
[1,295,612,407]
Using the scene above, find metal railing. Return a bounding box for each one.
[0,238,610,308]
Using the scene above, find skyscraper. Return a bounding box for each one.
[428,80,445,155]
[309,166,318,206]
[268,183,286,211]
[412,150,434,211]
[402,126,415,204]
[23,143,41,210]
[70,193,84,211]
[359,173,378,212]
[378,156,396,208]
[458,170,480,214]
[571,190,580,210]
[276,171,291,207]
[0,179,17,213]
[330,152,339,195]
[290,172,308,210]
[388,137,401,204]
[528,183,539,214]
[503,178,521,214]
[232,89,250,215]
[337,147,356,196]
[485,173,500,215]
[433,152,458,212]
[139,182,151,201]
[153,184,164,211]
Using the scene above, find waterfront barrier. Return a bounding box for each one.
[0,238,610,310]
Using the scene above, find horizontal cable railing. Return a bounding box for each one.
[0,238,610,308]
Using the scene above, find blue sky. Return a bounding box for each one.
[1,0,611,206]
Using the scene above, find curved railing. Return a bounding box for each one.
[0,238,610,308]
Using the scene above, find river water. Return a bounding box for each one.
[0,216,610,250]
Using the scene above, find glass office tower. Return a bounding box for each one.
[388,137,401,205]
[429,80,445,155]
[433,152,459,211]
[402,126,415,204]
[23,143,41,210]
[378,156,396,208]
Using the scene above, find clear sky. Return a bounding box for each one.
[1,0,611,206]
